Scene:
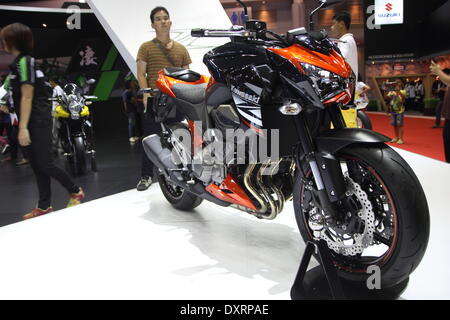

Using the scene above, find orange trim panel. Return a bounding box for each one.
[268,45,351,79]
[206,175,257,211]
[188,120,203,150]
[155,70,210,98]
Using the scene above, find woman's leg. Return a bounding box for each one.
[29,125,80,195]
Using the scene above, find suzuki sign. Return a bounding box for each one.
[375,0,403,25]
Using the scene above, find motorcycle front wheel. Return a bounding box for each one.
[73,136,86,176]
[294,144,429,288]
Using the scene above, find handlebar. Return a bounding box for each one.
[48,95,97,102]
[190,26,289,46]
[191,28,253,38]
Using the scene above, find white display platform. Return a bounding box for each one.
[0,148,448,300]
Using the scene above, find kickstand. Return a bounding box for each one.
[291,239,346,300]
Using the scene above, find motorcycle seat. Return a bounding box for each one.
[172,83,207,104]
[164,67,201,82]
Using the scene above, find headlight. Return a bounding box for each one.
[68,95,83,119]
[69,102,82,113]
[300,63,351,101]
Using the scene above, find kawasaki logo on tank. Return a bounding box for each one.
[375,0,403,25]
[231,84,261,104]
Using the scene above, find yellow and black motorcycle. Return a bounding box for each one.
[51,83,97,176]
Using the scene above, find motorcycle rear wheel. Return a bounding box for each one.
[294,144,429,288]
[158,173,203,211]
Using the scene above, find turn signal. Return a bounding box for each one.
[279,103,301,115]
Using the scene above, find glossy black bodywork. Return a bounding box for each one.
[202,39,319,156]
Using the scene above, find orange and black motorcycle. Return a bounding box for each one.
[142,0,429,290]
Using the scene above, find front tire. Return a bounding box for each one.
[294,144,429,288]
[73,136,86,176]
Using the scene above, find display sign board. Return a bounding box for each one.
[375,0,404,25]
[393,64,405,71]
[68,38,111,73]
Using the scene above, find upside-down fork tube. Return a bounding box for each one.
[328,103,347,129]
[293,113,345,215]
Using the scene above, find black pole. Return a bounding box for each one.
[236,0,249,23]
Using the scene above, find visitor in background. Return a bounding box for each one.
[122,79,139,145]
[135,6,191,191]
[430,61,450,163]
[432,70,450,128]
[415,79,424,113]
[355,75,371,110]
[386,80,406,145]
[330,11,358,127]
[405,80,416,111]
[330,11,358,77]
[0,74,28,166]
[1,22,85,219]
[49,77,64,154]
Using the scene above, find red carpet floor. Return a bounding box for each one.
[366,112,445,162]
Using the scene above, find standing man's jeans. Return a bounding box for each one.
[435,100,443,126]
[128,112,137,138]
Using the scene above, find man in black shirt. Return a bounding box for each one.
[432,71,450,128]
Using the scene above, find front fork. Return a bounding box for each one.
[294,105,347,219]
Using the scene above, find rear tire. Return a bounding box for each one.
[158,173,203,211]
[294,144,429,288]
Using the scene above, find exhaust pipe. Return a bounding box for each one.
[142,134,231,207]
[142,134,182,179]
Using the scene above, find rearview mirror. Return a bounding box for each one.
[310,0,343,30]
[320,0,343,8]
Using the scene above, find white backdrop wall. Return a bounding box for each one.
[87,0,232,77]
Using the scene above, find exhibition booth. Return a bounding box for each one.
[0,0,449,301]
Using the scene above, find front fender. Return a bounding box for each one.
[315,128,390,154]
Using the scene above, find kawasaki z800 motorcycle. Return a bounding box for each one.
[51,83,97,176]
[142,0,429,289]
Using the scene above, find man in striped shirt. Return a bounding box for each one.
[135,6,192,191]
